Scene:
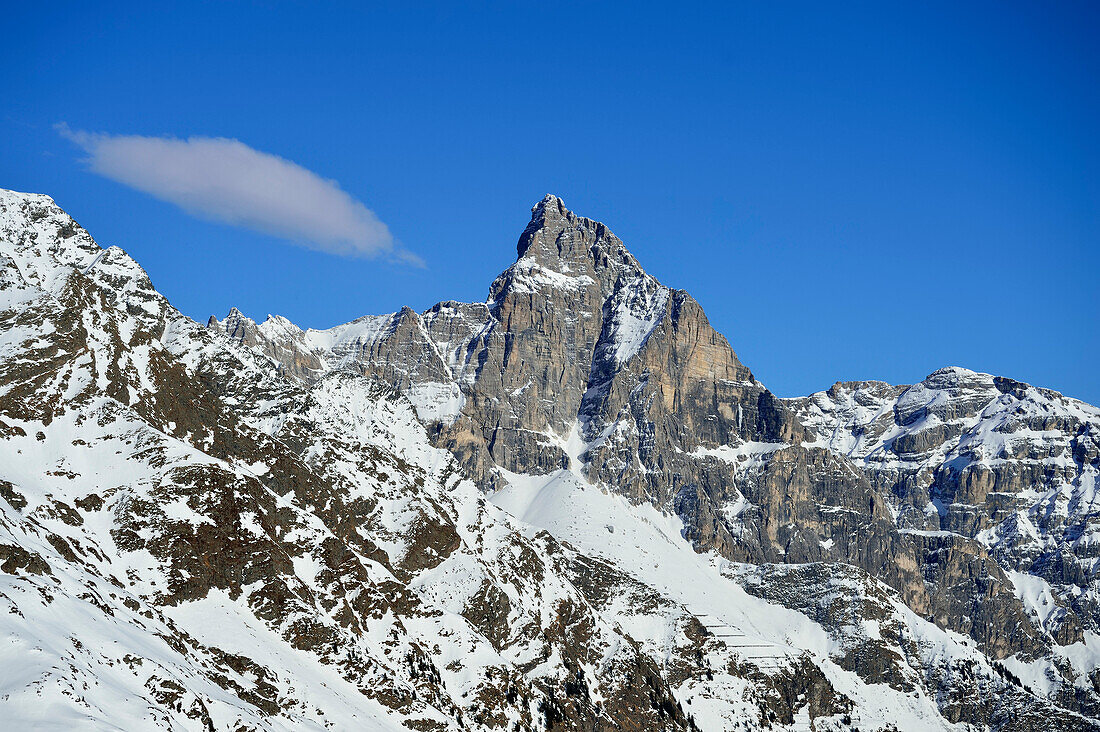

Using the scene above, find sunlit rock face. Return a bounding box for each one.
[0,187,1097,730]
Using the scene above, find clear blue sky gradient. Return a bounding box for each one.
[2,2,1097,402]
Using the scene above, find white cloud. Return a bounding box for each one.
[56,124,422,265]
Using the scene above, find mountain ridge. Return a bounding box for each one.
[2,186,1098,730]
[207,197,1079,665]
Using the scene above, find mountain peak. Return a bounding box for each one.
[531,193,568,217]
[511,195,646,286]
[517,194,576,260]
[0,187,108,297]
[0,187,67,214]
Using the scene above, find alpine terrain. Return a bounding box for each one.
[2,187,1098,731]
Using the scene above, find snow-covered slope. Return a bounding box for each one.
[2,188,1098,730]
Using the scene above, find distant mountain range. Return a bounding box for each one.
[1,187,1097,730]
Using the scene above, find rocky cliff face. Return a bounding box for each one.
[791,369,1100,660]
[1,188,1097,730]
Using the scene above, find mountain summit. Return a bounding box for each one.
[2,188,1098,730]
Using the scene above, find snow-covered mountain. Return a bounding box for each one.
[2,188,1097,730]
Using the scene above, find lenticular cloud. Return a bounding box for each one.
[56,124,422,265]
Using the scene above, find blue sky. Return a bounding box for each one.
[2,2,1097,402]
